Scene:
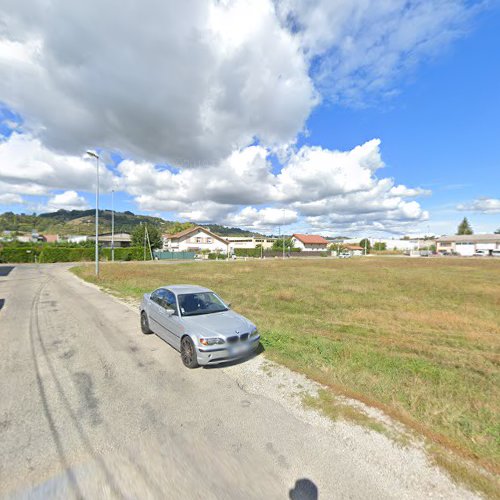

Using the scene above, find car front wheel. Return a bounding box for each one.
[181,336,199,369]
[140,311,152,334]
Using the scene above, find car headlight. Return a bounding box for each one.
[199,337,225,346]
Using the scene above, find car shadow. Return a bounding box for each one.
[289,478,318,499]
[202,342,265,369]
[0,265,15,277]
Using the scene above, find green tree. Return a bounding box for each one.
[457,217,473,235]
[132,224,163,250]
[272,237,294,251]
[495,228,500,234]
[373,242,387,251]
[170,221,194,234]
[359,238,371,253]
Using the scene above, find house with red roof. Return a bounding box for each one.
[163,226,229,253]
[291,233,329,252]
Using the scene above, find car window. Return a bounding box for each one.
[150,289,165,304]
[178,292,228,316]
[162,290,177,311]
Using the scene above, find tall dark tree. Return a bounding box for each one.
[131,224,163,250]
[495,228,500,234]
[359,238,371,253]
[457,217,473,235]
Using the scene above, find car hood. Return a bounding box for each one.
[182,310,255,338]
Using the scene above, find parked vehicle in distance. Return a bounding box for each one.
[473,250,488,257]
[492,250,500,257]
[140,285,260,368]
[338,252,351,258]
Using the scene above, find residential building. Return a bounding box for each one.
[343,245,364,256]
[41,234,59,243]
[64,235,89,244]
[163,226,228,253]
[88,232,132,248]
[436,234,500,256]
[226,236,276,252]
[291,234,329,251]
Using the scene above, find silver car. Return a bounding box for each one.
[139,285,260,368]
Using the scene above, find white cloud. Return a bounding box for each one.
[276,0,479,105]
[47,190,89,211]
[0,133,117,195]
[0,0,315,164]
[457,198,500,214]
[225,207,298,229]
[118,138,429,231]
[0,193,23,205]
[0,0,479,162]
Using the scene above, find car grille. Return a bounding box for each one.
[226,334,249,343]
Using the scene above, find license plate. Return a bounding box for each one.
[230,345,247,356]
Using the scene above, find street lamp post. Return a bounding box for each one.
[87,150,99,276]
[282,208,285,260]
[111,189,115,262]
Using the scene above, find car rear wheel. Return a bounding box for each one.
[140,311,152,334]
[181,336,199,369]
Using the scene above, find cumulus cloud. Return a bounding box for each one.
[0,0,315,164]
[0,193,23,205]
[457,198,500,214]
[0,0,479,162]
[118,138,429,231]
[276,0,480,105]
[0,0,476,233]
[0,133,117,195]
[47,190,89,211]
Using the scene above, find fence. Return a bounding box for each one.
[154,251,196,260]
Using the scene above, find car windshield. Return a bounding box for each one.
[178,292,228,316]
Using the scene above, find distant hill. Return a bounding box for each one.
[200,224,259,237]
[0,210,259,238]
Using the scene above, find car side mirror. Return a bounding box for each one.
[166,308,175,316]
[226,303,231,309]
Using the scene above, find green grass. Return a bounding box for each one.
[72,257,500,489]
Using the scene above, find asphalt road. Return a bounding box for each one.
[0,264,476,499]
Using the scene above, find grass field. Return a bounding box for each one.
[73,257,499,490]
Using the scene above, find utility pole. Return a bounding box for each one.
[145,225,154,260]
[282,208,285,259]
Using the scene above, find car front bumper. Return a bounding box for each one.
[196,337,260,365]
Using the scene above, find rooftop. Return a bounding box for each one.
[293,233,329,245]
[437,234,500,243]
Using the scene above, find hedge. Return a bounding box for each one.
[0,247,40,263]
[38,246,148,263]
[234,248,262,257]
[101,247,145,261]
[39,247,95,263]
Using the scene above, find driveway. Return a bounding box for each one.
[0,264,476,499]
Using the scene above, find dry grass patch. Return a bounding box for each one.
[73,257,500,495]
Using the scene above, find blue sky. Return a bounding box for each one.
[0,0,498,236]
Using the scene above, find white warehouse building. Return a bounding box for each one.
[436,234,500,256]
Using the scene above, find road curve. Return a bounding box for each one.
[0,264,476,499]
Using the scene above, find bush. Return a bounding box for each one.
[0,247,40,263]
[39,247,95,263]
[101,247,144,261]
[208,252,227,260]
[234,248,262,258]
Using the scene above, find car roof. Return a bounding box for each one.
[157,284,213,294]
